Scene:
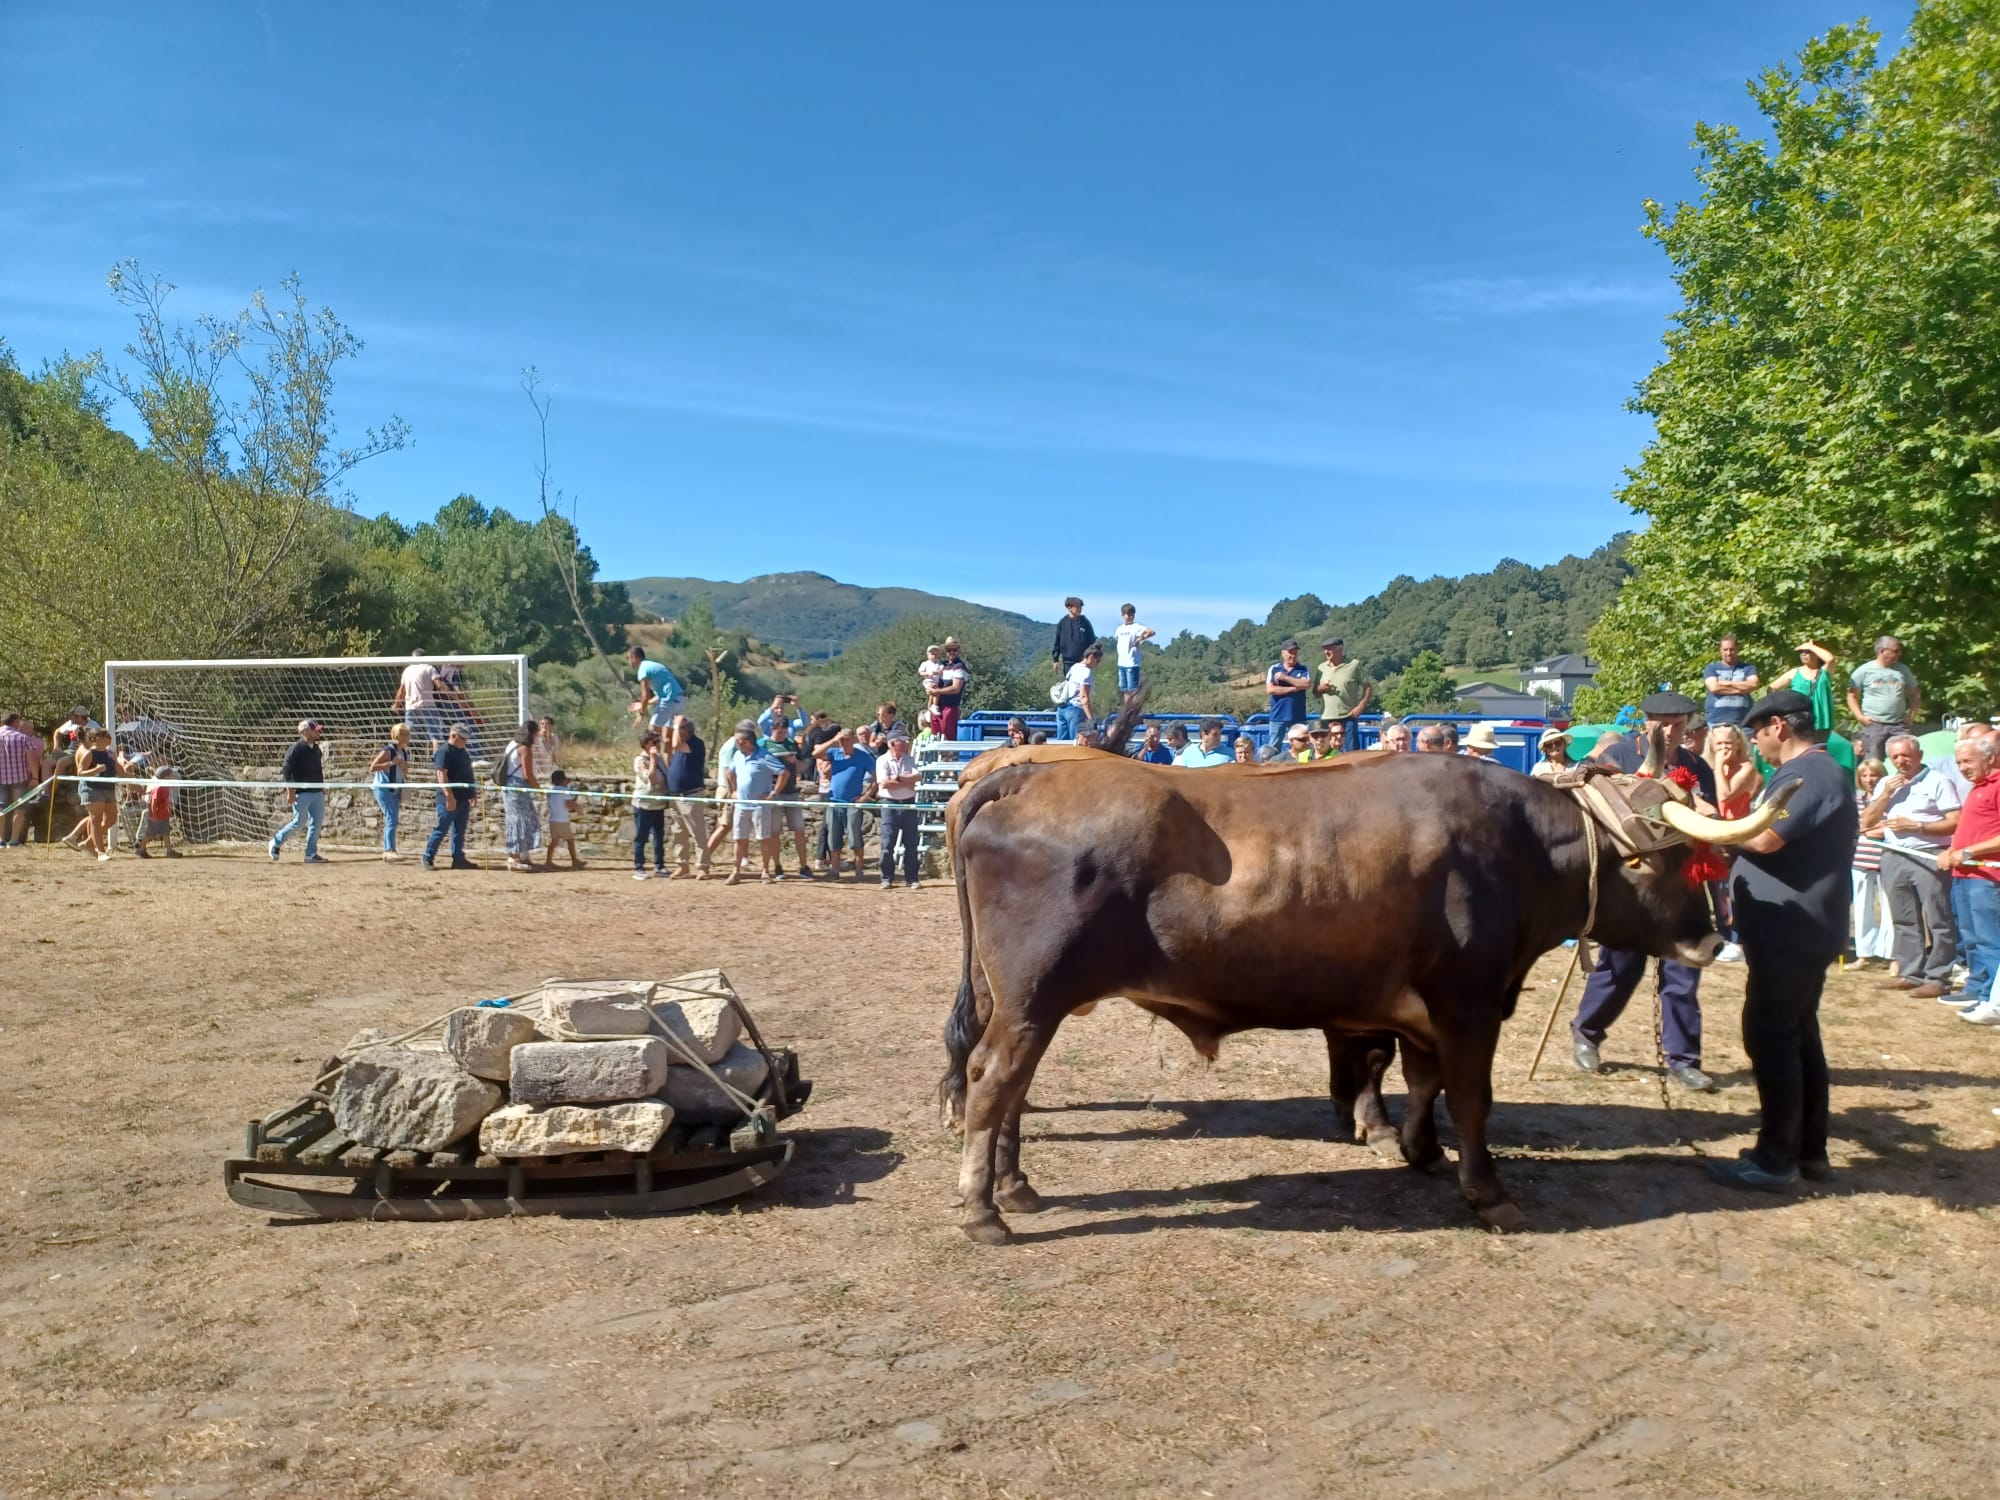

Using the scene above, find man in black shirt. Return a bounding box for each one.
[1709,689,1857,1191]
[423,723,479,870]
[269,719,329,864]
[662,714,710,879]
[1051,597,1096,672]
[1574,691,1722,1090]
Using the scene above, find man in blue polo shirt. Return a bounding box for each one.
[815,726,877,878]
[1266,639,1311,745]
[1177,719,1233,768]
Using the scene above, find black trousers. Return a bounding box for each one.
[1738,941,1832,1172]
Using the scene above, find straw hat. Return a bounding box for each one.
[1537,726,1573,750]
[1464,724,1501,752]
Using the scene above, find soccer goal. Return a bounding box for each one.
[104,654,529,850]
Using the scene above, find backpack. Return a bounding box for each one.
[492,745,518,788]
[1050,676,1074,706]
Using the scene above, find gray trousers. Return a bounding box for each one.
[1881,847,1958,983]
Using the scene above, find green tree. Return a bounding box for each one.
[1582,3,2000,721]
[802,614,1033,727]
[1381,649,1459,716]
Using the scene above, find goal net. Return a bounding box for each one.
[105,655,529,851]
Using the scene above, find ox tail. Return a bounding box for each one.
[938,776,996,1133]
[939,851,981,1133]
[1098,682,1150,756]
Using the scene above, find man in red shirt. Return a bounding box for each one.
[1939,734,2000,1024]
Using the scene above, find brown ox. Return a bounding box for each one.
[938,734,1784,1243]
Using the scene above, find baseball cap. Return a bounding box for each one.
[889,728,912,744]
[297,719,321,734]
[734,718,759,736]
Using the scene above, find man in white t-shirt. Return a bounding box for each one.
[1113,604,1154,703]
[1057,644,1100,741]
[391,652,444,748]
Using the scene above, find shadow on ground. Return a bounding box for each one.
[1007,1095,1999,1239]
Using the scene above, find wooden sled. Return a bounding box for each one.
[225,1049,809,1221]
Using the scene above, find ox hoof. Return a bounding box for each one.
[1476,1200,1527,1233]
[962,1212,1013,1247]
[995,1181,1044,1214]
[1401,1144,1444,1174]
[1366,1128,1403,1161]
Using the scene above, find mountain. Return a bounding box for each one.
[622,571,1053,662]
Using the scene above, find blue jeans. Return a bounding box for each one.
[373,782,401,851]
[425,795,472,864]
[272,791,324,859]
[1950,877,2000,1002]
[1057,702,1087,741]
[1117,666,1140,693]
[405,706,445,745]
[1573,946,1704,1068]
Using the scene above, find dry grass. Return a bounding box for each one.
[1,850,1997,1496]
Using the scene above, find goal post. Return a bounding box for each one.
[104,654,531,850]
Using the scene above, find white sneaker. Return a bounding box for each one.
[1956,999,2000,1026]
[632,870,650,881]
[96,852,111,862]
[1714,942,1743,963]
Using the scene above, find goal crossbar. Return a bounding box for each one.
[105,655,530,727]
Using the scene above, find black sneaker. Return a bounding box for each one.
[134,845,152,859]
[450,858,477,870]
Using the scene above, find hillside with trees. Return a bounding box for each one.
[1128,538,1632,713]
[624,572,1051,663]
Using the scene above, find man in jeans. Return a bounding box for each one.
[423,723,479,870]
[1940,734,2000,1025]
[1847,635,1922,762]
[269,720,330,864]
[875,728,922,889]
[1865,732,1962,998]
[816,726,877,879]
[1057,644,1100,742]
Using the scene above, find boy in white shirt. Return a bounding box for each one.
[1113,604,1155,702]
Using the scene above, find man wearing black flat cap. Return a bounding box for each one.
[1574,690,1724,1091]
[1706,687,1856,1191]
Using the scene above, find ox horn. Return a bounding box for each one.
[1637,725,1665,779]
[1654,779,1802,845]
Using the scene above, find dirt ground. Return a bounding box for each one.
[2,850,1997,1499]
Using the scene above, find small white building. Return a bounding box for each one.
[1521,653,1598,708]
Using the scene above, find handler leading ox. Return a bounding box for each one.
[939,733,1790,1243]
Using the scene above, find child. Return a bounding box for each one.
[135,759,182,859]
[918,644,944,712]
[543,769,585,869]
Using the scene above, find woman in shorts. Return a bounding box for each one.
[76,729,123,861]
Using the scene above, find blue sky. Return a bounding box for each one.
[1,2,1913,637]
